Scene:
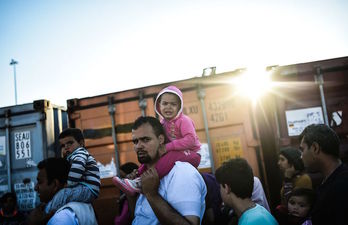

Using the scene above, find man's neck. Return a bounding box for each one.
[321,157,341,179]
[232,198,256,218]
[145,157,160,169]
[146,145,166,169]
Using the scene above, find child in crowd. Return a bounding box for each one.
[275,188,315,225]
[0,192,26,225]
[278,147,312,206]
[45,128,101,213]
[113,85,201,195]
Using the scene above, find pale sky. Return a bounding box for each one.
[1,0,348,108]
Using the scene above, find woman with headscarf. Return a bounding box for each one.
[277,147,312,205]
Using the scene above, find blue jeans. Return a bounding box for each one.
[45,184,96,213]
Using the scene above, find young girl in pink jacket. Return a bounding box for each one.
[112,85,201,195]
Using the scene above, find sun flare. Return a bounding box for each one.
[230,68,274,104]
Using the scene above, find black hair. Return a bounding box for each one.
[59,128,85,144]
[279,147,304,171]
[37,157,70,185]
[299,124,340,157]
[0,192,17,204]
[288,188,316,206]
[120,162,139,175]
[132,116,166,139]
[215,158,254,199]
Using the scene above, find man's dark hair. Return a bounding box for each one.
[132,116,166,139]
[215,158,254,199]
[0,192,17,204]
[299,124,340,157]
[59,128,85,143]
[37,158,70,185]
[289,188,316,206]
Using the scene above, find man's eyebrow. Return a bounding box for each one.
[140,136,150,140]
[132,136,149,140]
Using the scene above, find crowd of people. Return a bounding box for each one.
[1,85,348,225]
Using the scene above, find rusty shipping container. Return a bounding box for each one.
[254,56,348,209]
[67,71,267,224]
[67,56,348,223]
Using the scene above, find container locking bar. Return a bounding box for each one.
[108,96,121,177]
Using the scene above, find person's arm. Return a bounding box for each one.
[165,117,199,151]
[141,168,200,225]
[126,194,138,220]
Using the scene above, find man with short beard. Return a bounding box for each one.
[299,124,348,225]
[128,116,207,225]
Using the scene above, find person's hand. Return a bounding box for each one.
[284,165,297,179]
[141,168,160,197]
[126,169,139,180]
[26,203,53,225]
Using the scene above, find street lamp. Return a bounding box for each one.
[9,59,18,105]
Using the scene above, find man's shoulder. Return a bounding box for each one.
[49,207,78,225]
[162,162,203,183]
[318,165,348,199]
[241,204,277,225]
[332,164,348,186]
[57,202,97,225]
[170,161,198,174]
[162,162,205,190]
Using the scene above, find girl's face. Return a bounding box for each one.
[288,195,311,218]
[278,154,291,172]
[159,93,180,120]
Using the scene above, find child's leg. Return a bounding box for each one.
[45,184,95,213]
[155,150,201,179]
[112,165,144,196]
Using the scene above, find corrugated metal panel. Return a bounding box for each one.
[0,100,67,211]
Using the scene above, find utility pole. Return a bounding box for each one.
[9,59,18,105]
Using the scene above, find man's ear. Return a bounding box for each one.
[51,179,63,192]
[312,142,321,155]
[220,183,231,194]
[158,134,165,145]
